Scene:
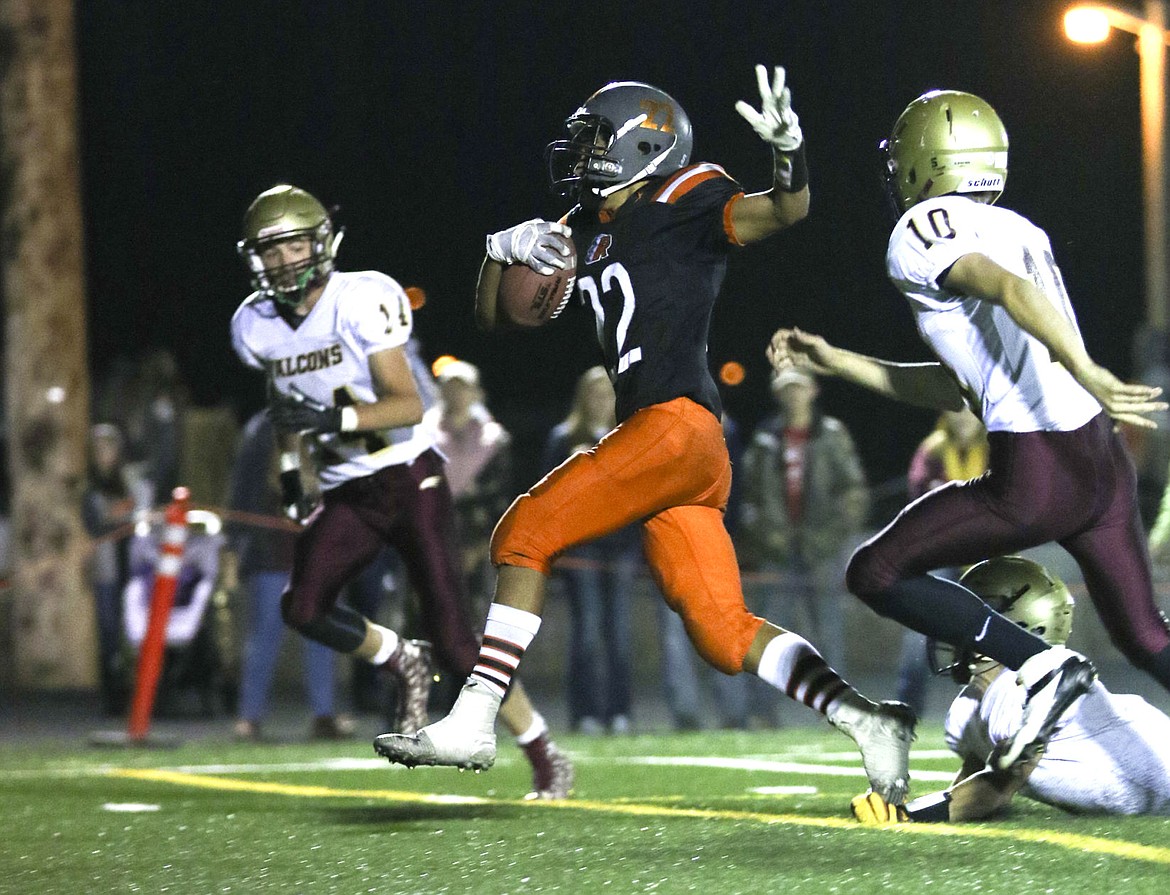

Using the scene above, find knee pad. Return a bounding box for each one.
[280,589,365,653]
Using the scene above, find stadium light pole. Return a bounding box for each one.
[1066,3,1170,341]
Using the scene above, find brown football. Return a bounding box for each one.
[497,236,577,328]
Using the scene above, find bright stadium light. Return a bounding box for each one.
[1065,7,1114,42]
[1065,2,1170,336]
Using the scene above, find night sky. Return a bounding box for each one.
[76,0,1147,492]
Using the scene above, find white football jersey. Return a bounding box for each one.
[887,196,1101,433]
[230,271,434,489]
[945,672,1170,815]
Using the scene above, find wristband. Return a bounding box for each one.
[339,406,359,432]
[904,790,951,823]
[279,450,301,472]
[775,142,808,193]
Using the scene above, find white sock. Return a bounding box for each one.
[756,632,867,718]
[368,624,399,666]
[515,710,548,746]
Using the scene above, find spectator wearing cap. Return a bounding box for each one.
[424,360,514,625]
[728,367,870,727]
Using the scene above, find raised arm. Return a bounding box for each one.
[943,253,1166,428]
[768,327,967,412]
[731,64,810,244]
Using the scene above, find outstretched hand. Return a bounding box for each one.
[735,64,803,153]
[768,327,838,377]
[1077,363,1167,429]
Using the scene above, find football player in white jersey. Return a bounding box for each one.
[230,185,572,798]
[852,556,1170,823]
[770,91,1170,777]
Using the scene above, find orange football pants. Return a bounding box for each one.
[491,396,764,674]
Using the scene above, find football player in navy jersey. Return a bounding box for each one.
[375,67,917,804]
[232,185,572,799]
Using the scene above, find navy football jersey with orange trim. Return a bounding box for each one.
[566,163,745,423]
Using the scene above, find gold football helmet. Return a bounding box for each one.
[881,90,1009,212]
[960,556,1074,646]
[237,184,339,304]
[930,556,1074,682]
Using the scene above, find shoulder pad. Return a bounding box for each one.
[651,163,738,204]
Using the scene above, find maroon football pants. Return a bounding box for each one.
[848,413,1170,676]
[283,449,481,674]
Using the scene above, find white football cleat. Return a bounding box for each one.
[373,678,500,770]
[995,646,1095,770]
[830,700,916,805]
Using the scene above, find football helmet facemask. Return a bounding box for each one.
[880,90,1009,214]
[930,556,1075,683]
[546,81,693,202]
[237,185,341,306]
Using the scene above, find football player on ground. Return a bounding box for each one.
[852,556,1170,823]
[770,90,1170,773]
[230,185,572,798]
[374,66,916,804]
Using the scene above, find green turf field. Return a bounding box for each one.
[3,724,1167,894]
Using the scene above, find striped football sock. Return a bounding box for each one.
[756,631,866,717]
[471,603,542,699]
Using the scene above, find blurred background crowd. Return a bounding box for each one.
[3,322,1167,743]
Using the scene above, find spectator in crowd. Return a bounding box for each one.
[730,367,869,726]
[1145,447,1170,569]
[83,422,150,715]
[227,410,352,741]
[426,359,513,624]
[895,407,988,715]
[544,366,638,735]
[655,410,747,730]
[123,347,188,503]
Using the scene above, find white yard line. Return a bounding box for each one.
[6,750,958,783]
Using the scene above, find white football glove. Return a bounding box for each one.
[486,219,573,276]
[735,64,803,153]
